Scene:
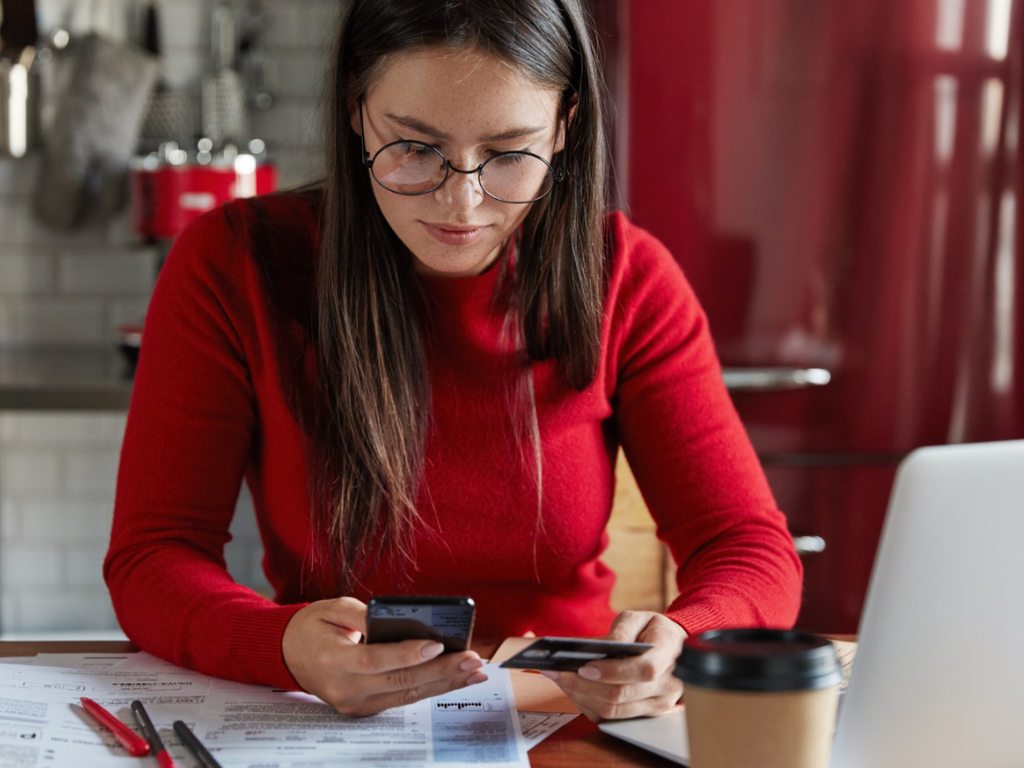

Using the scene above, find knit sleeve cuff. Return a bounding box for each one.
[664,599,728,638]
[229,602,309,691]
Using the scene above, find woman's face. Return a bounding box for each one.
[354,47,564,278]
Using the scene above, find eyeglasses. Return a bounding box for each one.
[359,103,566,204]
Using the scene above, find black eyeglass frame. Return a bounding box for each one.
[359,102,569,205]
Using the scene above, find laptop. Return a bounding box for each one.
[599,708,689,764]
[830,439,1024,767]
[600,439,1024,767]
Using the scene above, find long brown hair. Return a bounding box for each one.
[316,0,608,590]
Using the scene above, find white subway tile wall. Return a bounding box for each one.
[0,412,268,634]
[0,0,341,635]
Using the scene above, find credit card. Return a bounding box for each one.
[499,637,654,671]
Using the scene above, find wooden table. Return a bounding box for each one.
[0,640,676,768]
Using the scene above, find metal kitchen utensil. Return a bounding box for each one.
[0,0,39,49]
[0,0,41,158]
[0,50,40,158]
[137,1,191,152]
[32,33,159,228]
[201,0,247,149]
[238,0,275,111]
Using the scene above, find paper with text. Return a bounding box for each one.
[0,661,211,767]
[0,658,530,767]
[191,663,529,767]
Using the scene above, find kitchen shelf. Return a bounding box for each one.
[0,346,134,411]
[0,348,830,412]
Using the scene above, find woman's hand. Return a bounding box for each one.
[281,597,487,716]
[541,611,687,721]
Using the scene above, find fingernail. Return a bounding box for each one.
[466,671,488,685]
[538,670,560,681]
[421,642,445,660]
[460,658,483,672]
[578,665,601,680]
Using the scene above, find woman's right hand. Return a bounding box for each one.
[281,597,487,716]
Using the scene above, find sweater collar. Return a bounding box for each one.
[415,238,514,308]
[417,257,503,306]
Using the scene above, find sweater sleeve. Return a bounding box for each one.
[104,210,304,689]
[607,213,802,634]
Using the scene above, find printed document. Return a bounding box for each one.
[0,657,530,767]
[0,660,212,767]
[191,663,527,767]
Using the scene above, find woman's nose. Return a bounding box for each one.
[436,166,485,212]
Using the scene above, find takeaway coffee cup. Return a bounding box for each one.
[674,628,842,768]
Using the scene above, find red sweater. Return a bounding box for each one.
[105,193,801,690]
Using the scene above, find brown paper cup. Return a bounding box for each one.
[675,629,841,768]
[685,683,839,768]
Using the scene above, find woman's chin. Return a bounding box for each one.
[411,245,504,278]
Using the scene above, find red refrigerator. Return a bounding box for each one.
[622,0,1024,632]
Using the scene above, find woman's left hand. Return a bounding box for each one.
[541,611,687,721]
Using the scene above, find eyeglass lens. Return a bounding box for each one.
[371,142,554,203]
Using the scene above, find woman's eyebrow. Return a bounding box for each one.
[384,112,546,143]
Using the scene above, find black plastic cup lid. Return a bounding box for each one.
[674,628,842,692]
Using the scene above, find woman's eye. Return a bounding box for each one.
[490,152,527,166]
[399,142,435,158]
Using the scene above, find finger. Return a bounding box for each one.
[318,596,369,636]
[605,610,653,643]
[581,615,684,684]
[357,643,483,687]
[600,652,681,686]
[559,663,684,720]
[580,611,659,682]
[555,673,650,704]
[341,667,489,717]
[574,690,681,722]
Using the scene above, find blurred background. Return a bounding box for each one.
[624,0,1024,633]
[0,0,334,637]
[1,0,1022,638]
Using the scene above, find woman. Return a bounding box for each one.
[105,0,802,721]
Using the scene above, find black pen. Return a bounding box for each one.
[131,700,178,768]
[173,720,224,768]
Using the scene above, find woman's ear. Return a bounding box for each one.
[350,105,363,137]
[554,97,578,154]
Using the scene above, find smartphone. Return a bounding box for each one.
[365,596,476,654]
[499,637,653,672]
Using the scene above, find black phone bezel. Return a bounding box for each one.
[365,596,476,654]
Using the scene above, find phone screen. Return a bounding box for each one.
[366,596,475,653]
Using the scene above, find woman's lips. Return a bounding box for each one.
[422,222,487,246]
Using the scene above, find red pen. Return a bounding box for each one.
[79,697,151,757]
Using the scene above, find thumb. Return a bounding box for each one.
[319,596,368,637]
[605,610,655,643]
